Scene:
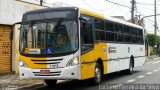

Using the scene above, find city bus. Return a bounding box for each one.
[17,7,145,86]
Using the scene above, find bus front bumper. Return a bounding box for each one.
[19,65,80,80]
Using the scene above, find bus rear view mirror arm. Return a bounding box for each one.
[79,17,87,22]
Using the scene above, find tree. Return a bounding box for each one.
[145,34,157,47]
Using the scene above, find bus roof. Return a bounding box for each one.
[23,7,143,29]
[105,16,143,29]
[24,7,78,14]
[80,9,104,19]
[80,8,143,29]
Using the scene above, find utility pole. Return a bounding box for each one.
[131,0,135,23]
[155,0,157,36]
[40,0,43,6]
[154,0,157,55]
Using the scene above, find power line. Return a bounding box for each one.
[108,5,120,15]
[136,2,160,6]
[82,0,115,11]
[105,0,130,9]
[105,0,160,33]
[136,11,154,23]
[105,0,154,23]
[136,10,160,33]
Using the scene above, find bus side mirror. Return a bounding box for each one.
[10,22,22,41]
[79,17,87,22]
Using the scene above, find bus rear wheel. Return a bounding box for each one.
[44,80,57,86]
[126,58,134,74]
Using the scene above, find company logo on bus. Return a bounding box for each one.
[108,46,116,54]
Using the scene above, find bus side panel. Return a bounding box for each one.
[81,50,95,80]
[107,43,145,73]
[80,43,108,80]
[134,45,145,67]
[94,43,108,74]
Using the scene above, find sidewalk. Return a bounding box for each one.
[145,55,160,62]
[0,74,44,90]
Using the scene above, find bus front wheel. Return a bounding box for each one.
[91,62,102,85]
[44,80,57,86]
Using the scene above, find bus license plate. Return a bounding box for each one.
[40,70,50,74]
[49,64,58,69]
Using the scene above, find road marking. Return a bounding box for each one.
[137,75,145,78]
[126,79,136,83]
[146,72,153,75]
[153,70,158,72]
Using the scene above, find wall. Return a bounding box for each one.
[0,0,46,25]
[0,0,47,72]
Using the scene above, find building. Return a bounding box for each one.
[112,16,126,21]
[0,0,46,74]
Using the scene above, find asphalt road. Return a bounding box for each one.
[33,60,160,90]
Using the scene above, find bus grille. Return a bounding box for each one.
[33,71,61,76]
[31,59,63,64]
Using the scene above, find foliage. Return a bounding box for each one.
[150,47,154,55]
[145,34,157,47]
[150,50,154,55]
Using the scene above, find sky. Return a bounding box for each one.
[45,0,160,35]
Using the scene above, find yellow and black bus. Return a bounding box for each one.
[18,7,145,85]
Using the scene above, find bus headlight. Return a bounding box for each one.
[66,57,79,67]
[19,60,28,67]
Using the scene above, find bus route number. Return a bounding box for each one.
[49,64,58,69]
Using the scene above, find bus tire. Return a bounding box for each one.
[44,80,57,86]
[91,62,102,85]
[126,58,134,74]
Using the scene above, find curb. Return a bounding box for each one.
[18,83,44,90]
[154,57,160,60]
[145,57,160,62]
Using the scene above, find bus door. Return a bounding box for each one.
[80,17,95,79]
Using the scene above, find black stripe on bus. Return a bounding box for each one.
[34,62,60,64]
[31,59,63,61]
[81,55,146,64]
[34,74,60,76]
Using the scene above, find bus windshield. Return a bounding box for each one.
[20,19,78,55]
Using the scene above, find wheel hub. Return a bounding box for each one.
[95,67,101,82]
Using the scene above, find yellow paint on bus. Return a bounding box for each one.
[19,55,47,68]
[81,43,108,80]
[80,9,104,19]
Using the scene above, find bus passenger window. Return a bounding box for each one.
[96,30,105,41]
[95,19,104,30]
